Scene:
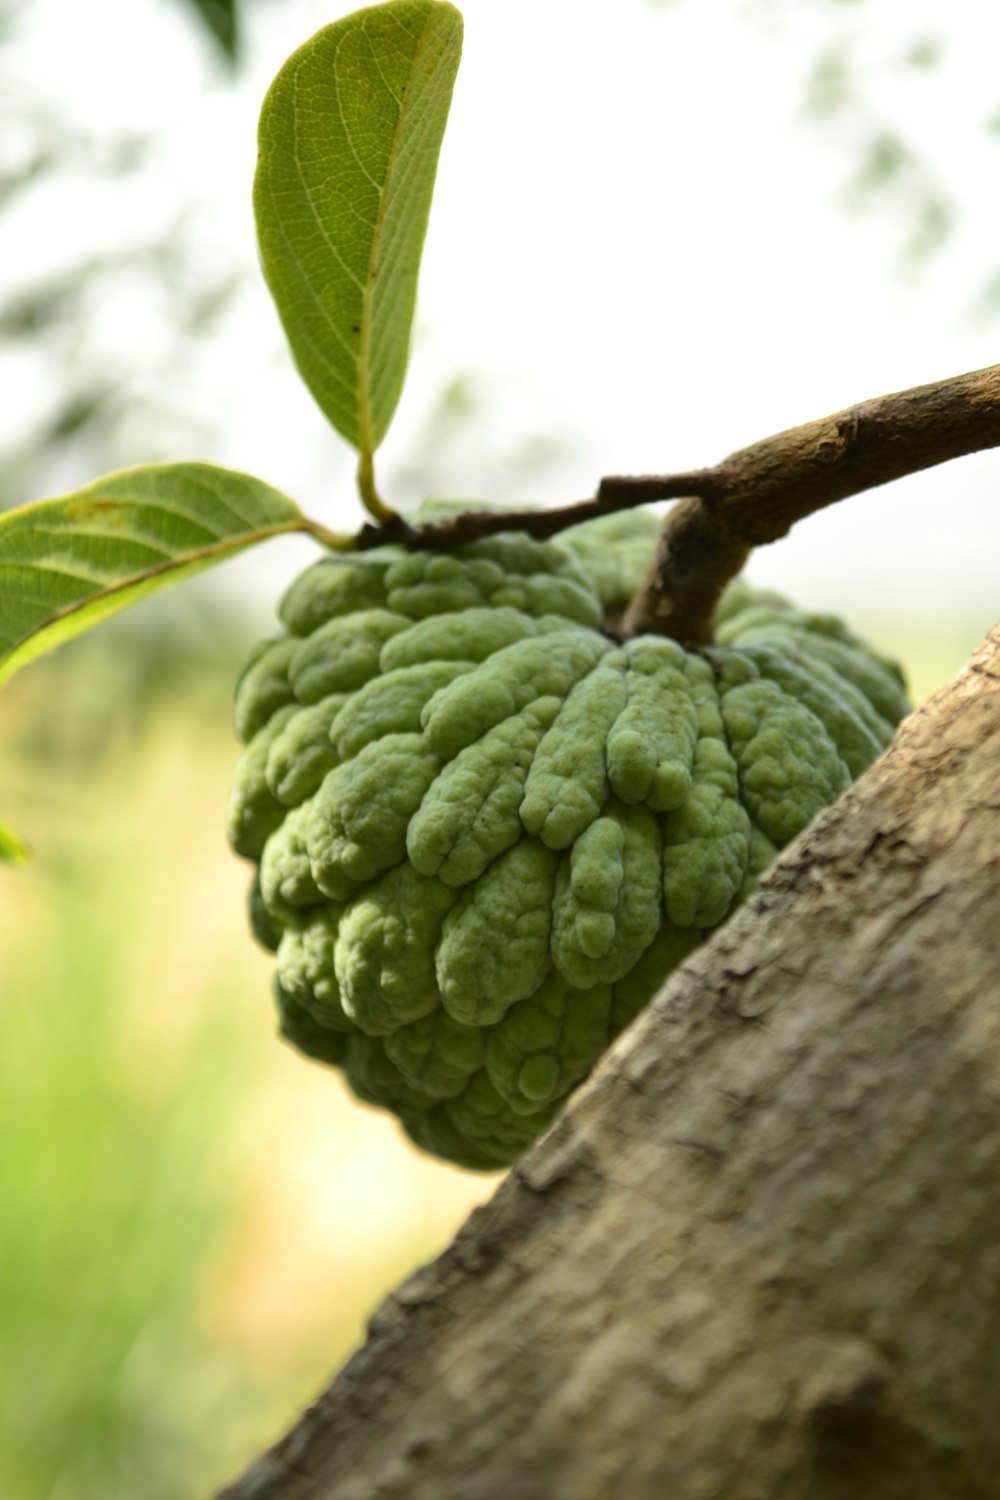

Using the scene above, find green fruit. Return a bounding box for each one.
[228,510,909,1170]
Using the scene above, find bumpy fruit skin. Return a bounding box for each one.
[228,509,909,1171]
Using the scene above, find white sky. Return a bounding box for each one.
[4,0,1000,676]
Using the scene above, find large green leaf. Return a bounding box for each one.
[254,0,463,510]
[0,463,315,688]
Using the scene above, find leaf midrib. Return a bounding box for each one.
[0,519,302,665]
[357,8,437,463]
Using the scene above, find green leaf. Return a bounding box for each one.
[178,0,238,60]
[254,0,463,511]
[0,463,310,688]
[0,821,28,864]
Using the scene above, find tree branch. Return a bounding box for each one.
[219,626,1000,1500]
[624,359,1000,639]
[351,361,1000,642]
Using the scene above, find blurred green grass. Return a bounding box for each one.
[0,601,992,1498]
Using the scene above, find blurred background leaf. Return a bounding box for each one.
[659,0,996,287]
[0,819,27,861]
[179,0,240,61]
[0,0,247,520]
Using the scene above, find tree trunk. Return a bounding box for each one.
[219,625,1000,1500]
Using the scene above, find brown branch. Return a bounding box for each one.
[348,361,1000,642]
[625,359,1000,640]
[349,471,714,552]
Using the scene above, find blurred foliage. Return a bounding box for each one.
[0,661,271,1499]
[2,887,253,1500]
[0,643,491,1498]
[801,34,955,270]
[387,369,568,510]
[3,604,244,768]
[0,819,27,862]
[0,0,243,517]
[970,267,1000,323]
[180,0,240,60]
[651,0,1000,299]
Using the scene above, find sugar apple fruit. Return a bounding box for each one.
[227,508,909,1170]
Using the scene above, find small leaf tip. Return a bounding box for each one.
[0,824,29,865]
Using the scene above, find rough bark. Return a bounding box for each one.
[219,625,1000,1500]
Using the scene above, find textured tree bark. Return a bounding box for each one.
[219,625,1000,1500]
